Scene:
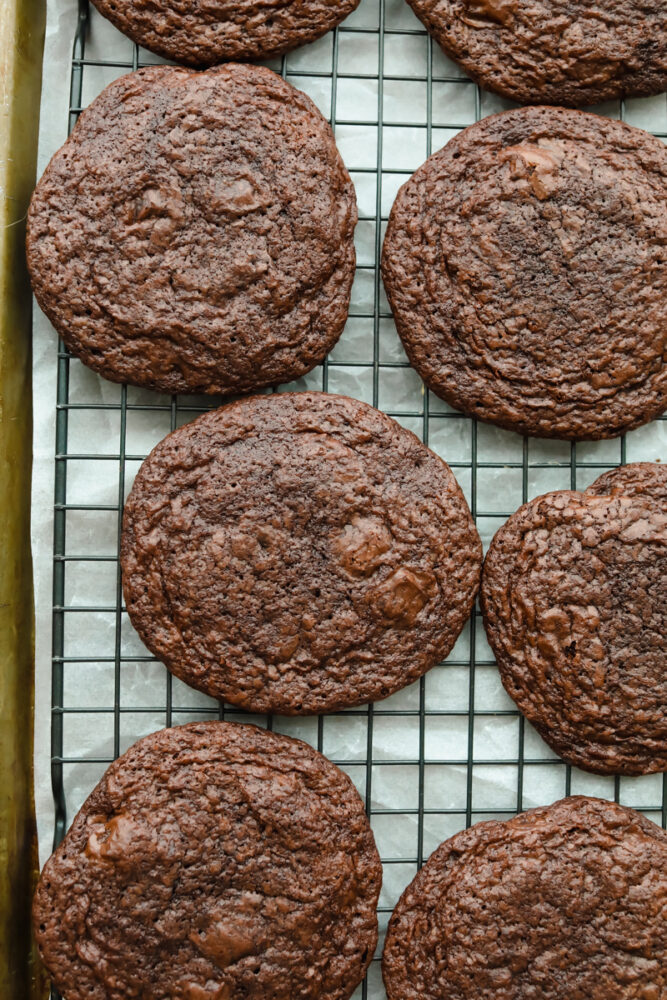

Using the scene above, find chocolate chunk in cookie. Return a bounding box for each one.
[121,392,482,714]
[34,722,381,1000]
[405,0,667,106]
[382,107,667,440]
[28,64,356,395]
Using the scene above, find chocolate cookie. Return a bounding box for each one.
[406,0,667,106]
[480,489,667,774]
[121,392,482,714]
[383,796,667,1000]
[382,107,667,440]
[90,0,360,66]
[34,721,381,1000]
[27,64,356,395]
[586,462,667,505]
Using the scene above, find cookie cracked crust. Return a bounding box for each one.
[27,64,356,395]
[383,796,667,1000]
[91,0,361,67]
[34,722,382,1000]
[481,484,666,774]
[382,106,667,440]
[404,0,667,107]
[121,392,482,714]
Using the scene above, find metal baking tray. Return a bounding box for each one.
[0,0,46,996]
[39,1,667,997]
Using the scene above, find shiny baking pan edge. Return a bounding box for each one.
[0,0,48,995]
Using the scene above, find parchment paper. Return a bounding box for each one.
[32,3,667,995]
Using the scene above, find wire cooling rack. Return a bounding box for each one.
[50,0,667,996]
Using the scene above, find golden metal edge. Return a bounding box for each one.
[0,0,48,995]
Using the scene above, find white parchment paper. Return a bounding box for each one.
[32,2,667,995]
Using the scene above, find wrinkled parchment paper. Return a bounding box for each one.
[32,3,667,995]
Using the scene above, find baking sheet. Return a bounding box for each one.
[32,2,667,996]
[1,0,46,994]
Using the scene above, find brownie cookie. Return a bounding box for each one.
[34,721,381,1000]
[481,489,666,774]
[406,0,667,106]
[121,392,482,714]
[27,64,356,395]
[382,107,667,440]
[586,462,667,505]
[383,796,667,1000]
[90,0,360,66]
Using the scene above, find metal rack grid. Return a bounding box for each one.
[50,0,666,996]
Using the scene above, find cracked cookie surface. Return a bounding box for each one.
[34,721,381,1000]
[405,0,667,106]
[480,487,667,774]
[383,796,667,1000]
[586,462,667,505]
[91,0,361,66]
[382,107,667,440]
[27,64,356,395]
[120,392,482,714]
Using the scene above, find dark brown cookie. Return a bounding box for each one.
[90,0,361,67]
[586,462,667,505]
[406,0,667,106]
[121,392,482,715]
[480,489,667,775]
[383,796,667,1000]
[382,107,667,440]
[34,721,381,1000]
[27,64,356,395]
